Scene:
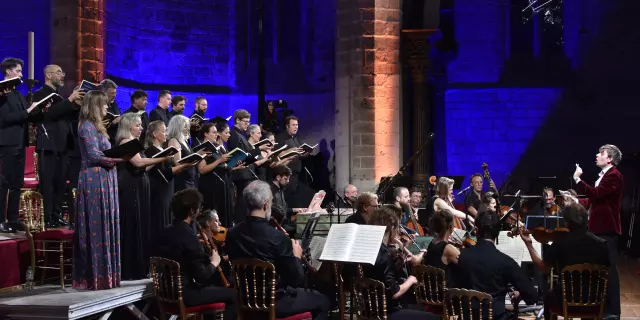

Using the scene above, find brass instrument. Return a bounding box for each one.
[196,223,231,288]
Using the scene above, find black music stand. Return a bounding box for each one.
[300,211,322,250]
[525,215,566,230]
[376,175,412,203]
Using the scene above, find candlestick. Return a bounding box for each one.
[28,32,34,80]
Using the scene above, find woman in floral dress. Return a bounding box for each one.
[72,91,126,290]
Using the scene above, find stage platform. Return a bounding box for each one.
[0,279,153,320]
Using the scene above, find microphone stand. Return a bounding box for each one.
[26,79,38,104]
[334,189,341,224]
[377,133,434,202]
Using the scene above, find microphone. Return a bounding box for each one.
[514,190,521,198]
[456,185,471,196]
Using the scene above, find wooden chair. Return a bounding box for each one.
[351,277,388,320]
[413,265,447,314]
[549,263,609,320]
[231,258,312,320]
[150,257,226,320]
[22,191,73,288]
[443,288,493,320]
[23,146,38,190]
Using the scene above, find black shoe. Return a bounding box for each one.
[46,220,61,229]
[52,213,69,226]
[8,221,25,232]
[602,314,620,320]
[0,222,13,233]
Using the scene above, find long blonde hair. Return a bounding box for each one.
[436,177,455,198]
[115,112,141,144]
[79,91,108,137]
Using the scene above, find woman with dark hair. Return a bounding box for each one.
[363,206,431,319]
[197,122,232,226]
[73,91,127,290]
[423,210,460,275]
[196,210,231,287]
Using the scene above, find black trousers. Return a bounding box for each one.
[183,284,236,320]
[598,234,621,316]
[0,147,25,224]
[275,288,330,320]
[38,150,69,221]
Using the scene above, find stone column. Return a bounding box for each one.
[51,0,105,89]
[335,0,402,192]
[402,29,436,194]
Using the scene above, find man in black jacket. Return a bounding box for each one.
[154,188,236,319]
[123,90,149,145]
[276,116,306,207]
[227,109,267,224]
[149,90,171,126]
[226,180,330,320]
[0,57,42,233]
[32,65,83,227]
[100,79,120,143]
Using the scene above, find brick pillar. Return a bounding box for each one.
[403,29,436,194]
[51,0,105,90]
[335,0,402,192]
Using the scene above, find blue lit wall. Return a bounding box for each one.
[0,1,50,96]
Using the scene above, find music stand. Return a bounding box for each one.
[300,211,322,250]
[525,215,566,230]
[376,175,412,203]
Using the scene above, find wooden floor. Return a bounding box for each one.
[620,257,640,319]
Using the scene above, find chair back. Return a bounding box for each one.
[352,277,387,320]
[25,146,37,180]
[150,257,186,317]
[22,191,44,233]
[443,288,493,320]
[231,258,277,319]
[413,265,447,308]
[560,263,609,319]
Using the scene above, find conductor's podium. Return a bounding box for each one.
[294,209,354,236]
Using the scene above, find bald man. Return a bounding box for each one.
[32,64,85,228]
[343,184,358,207]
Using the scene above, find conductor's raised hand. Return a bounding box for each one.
[574,163,583,179]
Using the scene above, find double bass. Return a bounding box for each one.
[482,162,521,228]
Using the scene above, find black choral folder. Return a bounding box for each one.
[103,139,144,158]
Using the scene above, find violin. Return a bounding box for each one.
[212,225,228,243]
[507,225,569,244]
[196,224,231,288]
[546,204,559,216]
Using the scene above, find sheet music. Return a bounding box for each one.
[308,237,327,271]
[452,228,467,242]
[320,224,358,262]
[497,231,516,245]
[496,244,524,266]
[347,225,386,265]
[514,237,542,262]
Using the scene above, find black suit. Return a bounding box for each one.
[225,216,330,320]
[154,220,236,319]
[106,101,120,143]
[149,106,170,126]
[33,85,79,222]
[227,126,260,223]
[0,90,38,226]
[456,240,539,320]
[276,132,306,207]
[123,106,149,145]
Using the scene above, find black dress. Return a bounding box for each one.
[144,145,174,240]
[118,150,151,280]
[174,140,197,192]
[199,144,235,227]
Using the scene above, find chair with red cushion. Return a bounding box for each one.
[231,258,312,320]
[22,191,73,289]
[413,265,446,315]
[150,257,226,320]
[22,146,38,190]
[549,263,609,320]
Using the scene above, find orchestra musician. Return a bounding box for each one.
[337,184,358,209]
[196,209,231,287]
[529,188,559,216]
[520,203,610,317]
[0,57,43,233]
[432,177,475,229]
[409,188,423,213]
[344,192,379,225]
[478,192,497,214]
[573,144,624,319]
[153,189,236,319]
[225,180,330,320]
[464,173,497,218]
[361,206,430,319]
[391,187,416,232]
[423,209,460,283]
[270,164,299,234]
[456,211,538,320]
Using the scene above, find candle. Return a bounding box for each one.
[28,32,34,80]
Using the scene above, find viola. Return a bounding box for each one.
[196,224,231,288]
